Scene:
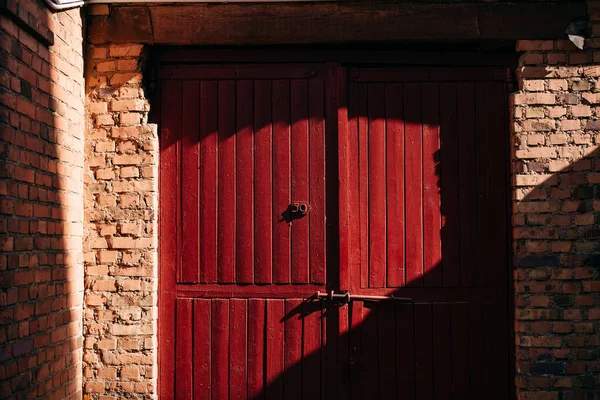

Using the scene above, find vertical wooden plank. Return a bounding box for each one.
[211,299,229,400]
[439,84,460,288]
[414,303,433,400]
[176,299,193,400]
[457,83,478,288]
[266,300,285,400]
[469,302,486,398]
[432,303,452,400]
[377,301,397,399]
[335,64,349,292]
[193,299,211,399]
[348,301,365,399]
[475,83,491,289]
[320,299,328,400]
[358,84,369,290]
[368,83,386,289]
[303,300,322,400]
[405,85,424,287]
[254,80,273,284]
[272,80,291,284]
[248,299,265,400]
[236,80,254,284]
[486,82,510,398]
[159,79,181,397]
[291,81,310,284]
[396,303,415,400]
[230,299,248,400]
[361,303,378,400]
[181,82,200,283]
[309,79,326,285]
[487,82,509,289]
[337,303,350,400]
[422,84,442,287]
[385,83,405,288]
[347,81,361,290]
[200,81,218,283]
[284,299,303,400]
[218,80,236,283]
[450,303,470,399]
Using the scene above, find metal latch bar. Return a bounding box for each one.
[314,290,411,303]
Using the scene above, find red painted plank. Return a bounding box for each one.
[320,299,328,400]
[422,84,442,287]
[200,81,218,283]
[272,80,291,284]
[254,80,273,284]
[432,303,452,399]
[248,300,265,399]
[439,84,460,288]
[395,303,415,400]
[302,300,322,400]
[309,80,326,285]
[348,301,365,398]
[291,80,310,284]
[229,299,248,400]
[358,84,369,290]
[487,82,509,289]
[337,303,350,400]
[450,303,470,399]
[176,299,193,399]
[457,84,478,288]
[236,80,254,284]
[414,303,434,400]
[211,299,230,400]
[218,80,236,283]
[347,82,361,290]
[284,299,303,400]
[469,302,486,397]
[404,84,424,287]
[368,83,386,289]
[334,64,350,292]
[377,301,397,399]
[180,82,200,283]
[266,300,285,400]
[193,299,211,399]
[385,83,405,288]
[476,83,492,289]
[159,79,181,397]
[361,303,378,399]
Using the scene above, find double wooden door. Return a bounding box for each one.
[159,60,512,399]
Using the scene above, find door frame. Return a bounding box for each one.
[152,48,516,399]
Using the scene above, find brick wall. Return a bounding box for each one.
[83,37,158,398]
[0,1,85,399]
[512,2,600,398]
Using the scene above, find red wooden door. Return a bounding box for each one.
[159,60,512,399]
[159,63,339,399]
[343,66,512,399]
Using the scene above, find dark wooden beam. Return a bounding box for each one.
[87,2,586,46]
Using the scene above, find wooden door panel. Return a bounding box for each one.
[345,301,508,400]
[347,74,509,292]
[164,70,328,290]
[160,63,334,399]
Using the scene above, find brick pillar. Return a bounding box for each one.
[512,2,600,397]
[83,42,158,398]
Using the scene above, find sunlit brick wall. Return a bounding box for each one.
[512,2,600,398]
[0,1,84,398]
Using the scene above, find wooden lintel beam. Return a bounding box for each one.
[86,2,586,46]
